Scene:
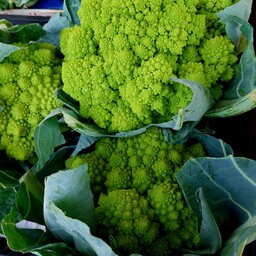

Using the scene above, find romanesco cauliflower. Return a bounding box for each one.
[198,0,239,38]
[60,0,238,133]
[0,43,62,161]
[65,126,206,255]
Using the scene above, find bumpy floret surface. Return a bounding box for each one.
[0,43,62,161]
[65,126,206,255]
[60,0,238,132]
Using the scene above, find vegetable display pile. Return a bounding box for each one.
[0,43,62,161]
[65,126,205,255]
[60,0,238,132]
[0,0,255,256]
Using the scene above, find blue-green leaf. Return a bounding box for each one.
[177,156,256,255]
[44,166,116,255]
[45,203,117,256]
[221,18,256,99]
[220,216,256,256]
[40,0,81,47]
[0,43,20,61]
[205,0,256,116]
[40,14,72,48]
[188,130,233,157]
[71,135,98,156]
[63,0,81,25]
[193,188,222,254]
[218,0,252,44]
[177,156,256,226]
[44,166,95,230]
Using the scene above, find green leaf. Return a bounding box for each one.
[56,89,80,114]
[2,207,48,251]
[7,23,46,42]
[34,110,66,171]
[44,166,116,255]
[1,181,76,255]
[1,182,48,252]
[2,205,75,255]
[19,172,44,207]
[0,23,46,44]
[29,243,78,256]
[37,146,74,182]
[14,0,39,8]
[0,170,22,188]
[0,151,24,189]
[0,188,16,231]
[0,19,12,28]
[0,22,46,61]
[0,0,8,10]
[15,181,43,223]
[0,26,11,43]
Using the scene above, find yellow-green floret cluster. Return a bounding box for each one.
[0,43,62,161]
[60,0,238,132]
[65,126,206,255]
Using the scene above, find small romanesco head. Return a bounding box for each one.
[148,182,200,249]
[96,189,159,254]
[198,0,239,38]
[60,25,97,61]
[200,35,238,84]
[65,126,206,255]
[0,42,63,161]
[65,151,108,197]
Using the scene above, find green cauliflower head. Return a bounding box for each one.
[65,126,206,255]
[0,43,62,161]
[60,0,238,133]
